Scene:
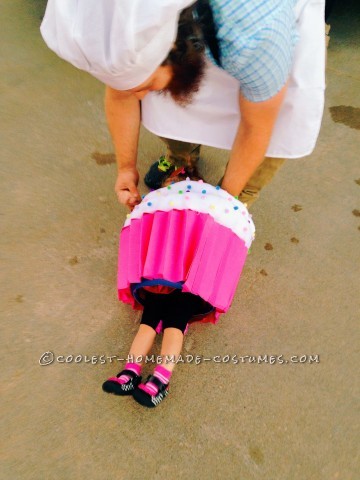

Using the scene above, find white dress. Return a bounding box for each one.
[141,0,326,159]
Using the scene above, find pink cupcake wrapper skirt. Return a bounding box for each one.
[117,210,249,324]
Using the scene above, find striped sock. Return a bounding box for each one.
[138,365,172,396]
[117,362,141,384]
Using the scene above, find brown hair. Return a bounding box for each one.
[160,4,206,105]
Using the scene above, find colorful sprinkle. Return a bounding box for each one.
[167,186,171,190]
[210,205,216,210]
[141,195,145,199]
[147,202,152,206]
[234,195,239,200]
[227,197,233,202]
[186,190,191,193]
[187,185,192,189]
[243,227,248,232]
[126,214,131,218]
[185,196,190,200]
[202,190,207,194]
[234,206,239,210]
[216,186,220,190]
[225,209,229,213]
[178,190,183,194]
[198,179,204,183]
[242,211,246,215]
[169,201,174,206]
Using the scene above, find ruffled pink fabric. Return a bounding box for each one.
[118,210,249,324]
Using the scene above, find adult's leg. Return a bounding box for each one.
[217,156,286,207]
[159,139,286,208]
[159,136,201,171]
[237,157,286,208]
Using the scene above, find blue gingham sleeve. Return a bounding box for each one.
[211,1,299,103]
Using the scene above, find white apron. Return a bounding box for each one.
[141,0,326,159]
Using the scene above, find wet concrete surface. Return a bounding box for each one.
[1,1,359,479]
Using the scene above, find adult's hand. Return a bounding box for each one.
[115,167,141,210]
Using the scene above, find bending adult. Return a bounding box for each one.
[41,0,326,209]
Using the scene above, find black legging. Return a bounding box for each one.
[140,289,208,334]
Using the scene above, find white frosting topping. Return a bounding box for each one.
[124,180,255,248]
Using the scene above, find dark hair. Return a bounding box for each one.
[160,1,220,105]
[195,0,221,66]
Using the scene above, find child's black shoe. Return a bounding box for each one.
[132,375,170,408]
[102,369,142,396]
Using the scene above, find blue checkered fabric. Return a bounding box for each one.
[208,0,299,102]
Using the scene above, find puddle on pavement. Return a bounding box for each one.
[91,151,116,165]
[249,445,264,465]
[329,106,360,130]
[69,256,79,266]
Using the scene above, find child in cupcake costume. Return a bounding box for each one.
[102,167,255,408]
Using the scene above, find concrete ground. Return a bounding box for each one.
[1,1,359,479]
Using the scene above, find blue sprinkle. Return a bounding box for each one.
[147,202,152,207]
[215,186,220,190]
[187,185,192,189]
[202,190,207,194]
[141,195,145,199]
[234,206,239,210]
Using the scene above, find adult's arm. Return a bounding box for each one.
[221,82,288,198]
[105,86,142,208]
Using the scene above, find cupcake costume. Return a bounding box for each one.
[117,180,255,329]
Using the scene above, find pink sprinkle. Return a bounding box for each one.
[198,180,203,183]
[225,209,229,213]
[243,227,248,232]
[185,196,190,200]
[228,197,232,201]
[242,211,246,215]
